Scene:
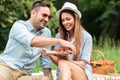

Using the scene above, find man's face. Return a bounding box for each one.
[32,7,51,30]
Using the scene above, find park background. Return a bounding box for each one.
[0,0,120,74]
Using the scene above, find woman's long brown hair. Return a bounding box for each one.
[59,10,84,60]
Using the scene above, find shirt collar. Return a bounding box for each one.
[26,20,43,35]
[26,20,35,32]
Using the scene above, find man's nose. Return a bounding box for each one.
[44,17,49,22]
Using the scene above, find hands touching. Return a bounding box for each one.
[58,39,76,55]
[40,39,76,60]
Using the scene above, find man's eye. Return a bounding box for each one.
[41,13,51,19]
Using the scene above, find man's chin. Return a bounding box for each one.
[39,26,45,29]
[41,26,45,29]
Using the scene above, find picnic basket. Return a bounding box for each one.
[90,50,114,75]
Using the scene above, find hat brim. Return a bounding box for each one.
[56,7,82,19]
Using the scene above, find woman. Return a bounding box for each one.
[42,2,92,80]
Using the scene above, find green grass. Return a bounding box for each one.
[33,59,57,73]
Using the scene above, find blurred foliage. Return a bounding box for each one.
[0,0,120,50]
[0,0,34,50]
[0,0,58,50]
[76,0,120,46]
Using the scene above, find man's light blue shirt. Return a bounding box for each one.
[0,20,51,75]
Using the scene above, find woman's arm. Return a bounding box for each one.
[69,59,87,68]
[49,55,59,65]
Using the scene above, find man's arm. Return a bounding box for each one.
[30,36,76,54]
[31,36,60,47]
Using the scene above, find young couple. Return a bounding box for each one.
[0,1,92,80]
[41,1,93,80]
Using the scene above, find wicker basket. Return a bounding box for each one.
[90,50,114,75]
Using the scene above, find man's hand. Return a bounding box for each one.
[0,76,5,80]
[59,39,76,55]
[40,48,48,56]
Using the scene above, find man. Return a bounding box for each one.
[29,1,53,78]
[0,1,76,80]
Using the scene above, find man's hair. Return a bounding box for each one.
[30,1,50,11]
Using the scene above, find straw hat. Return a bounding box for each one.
[56,2,82,19]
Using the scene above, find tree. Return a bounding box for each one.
[97,1,120,45]
[0,0,58,50]
[75,0,120,45]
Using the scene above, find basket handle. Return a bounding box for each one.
[91,50,106,60]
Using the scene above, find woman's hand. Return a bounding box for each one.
[55,53,69,60]
[54,49,69,59]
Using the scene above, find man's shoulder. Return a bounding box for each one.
[15,20,28,26]
[11,20,31,31]
[42,27,51,32]
[11,20,27,28]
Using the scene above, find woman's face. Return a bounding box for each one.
[61,12,75,32]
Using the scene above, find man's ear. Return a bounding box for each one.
[31,10,36,16]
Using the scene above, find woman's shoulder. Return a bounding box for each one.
[82,31,92,39]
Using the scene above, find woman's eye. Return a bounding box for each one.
[66,18,71,21]
[62,19,65,22]
[61,17,71,22]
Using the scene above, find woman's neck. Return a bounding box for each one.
[68,31,74,42]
